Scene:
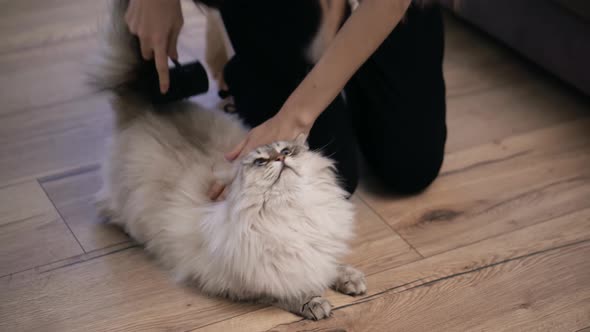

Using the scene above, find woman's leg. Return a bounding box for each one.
[219,1,359,194]
[345,3,447,194]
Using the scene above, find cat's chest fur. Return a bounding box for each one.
[198,196,353,298]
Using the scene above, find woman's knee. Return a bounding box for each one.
[370,145,445,195]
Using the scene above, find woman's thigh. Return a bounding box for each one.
[345,3,447,194]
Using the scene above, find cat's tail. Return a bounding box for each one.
[87,0,149,125]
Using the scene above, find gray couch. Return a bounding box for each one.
[440,0,590,96]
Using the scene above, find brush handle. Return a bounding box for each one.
[138,59,210,104]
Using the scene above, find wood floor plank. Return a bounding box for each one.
[442,13,538,98]
[0,37,96,116]
[0,181,83,276]
[0,95,112,185]
[441,14,589,154]
[194,207,590,332]
[444,78,588,154]
[364,207,590,302]
[0,1,111,115]
[0,0,105,55]
[0,248,260,332]
[441,118,590,180]
[0,195,419,331]
[0,195,418,331]
[40,168,129,252]
[360,119,590,256]
[346,196,421,274]
[274,241,590,332]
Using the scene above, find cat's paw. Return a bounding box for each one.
[301,296,332,320]
[333,265,367,296]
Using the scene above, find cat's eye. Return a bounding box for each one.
[280,148,292,156]
[253,158,268,166]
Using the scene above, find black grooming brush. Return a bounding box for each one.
[136,58,210,105]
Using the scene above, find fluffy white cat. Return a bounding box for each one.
[90,0,366,320]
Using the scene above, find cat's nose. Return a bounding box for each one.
[275,155,285,162]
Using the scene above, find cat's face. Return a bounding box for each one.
[237,135,311,192]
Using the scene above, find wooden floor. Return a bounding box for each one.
[1,1,589,331]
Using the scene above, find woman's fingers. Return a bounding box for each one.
[207,182,227,201]
[154,45,170,93]
[139,38,154,60]
[137,34,170,93]
[124,0,183,94]
[225,138,248,161]
[168,26,182,60]
[207,181,226,201]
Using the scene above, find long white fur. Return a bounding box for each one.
[91,0,356,308]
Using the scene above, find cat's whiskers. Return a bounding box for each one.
[283,162,300,177]
[310,138,335,156]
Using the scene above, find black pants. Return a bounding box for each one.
[218,1,447,195]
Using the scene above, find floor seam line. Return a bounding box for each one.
[37,179,86,253]
[357,195,425,259]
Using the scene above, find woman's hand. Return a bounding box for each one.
[125,0,184,93]
[207,111,312,201]
[225,110,313,161]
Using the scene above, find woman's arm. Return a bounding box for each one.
[225,0,412,160]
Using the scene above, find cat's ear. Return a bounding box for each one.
[294,133,309,148]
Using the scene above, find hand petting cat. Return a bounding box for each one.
[225,111,312,161]
[207,111,311,201]
[220,0,412,185]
